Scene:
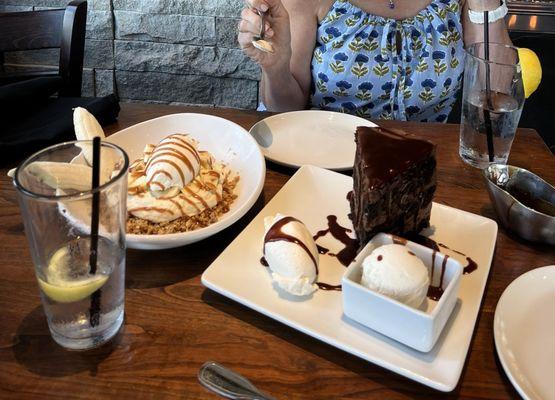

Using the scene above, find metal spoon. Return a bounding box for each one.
[198,361,277,400]
[251,10,274,53]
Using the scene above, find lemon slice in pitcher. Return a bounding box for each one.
[38,246,109,303]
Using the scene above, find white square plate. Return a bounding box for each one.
[202,165,498,391]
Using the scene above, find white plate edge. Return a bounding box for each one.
[493,265,555,400]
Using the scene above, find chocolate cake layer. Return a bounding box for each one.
[350,126,437,246]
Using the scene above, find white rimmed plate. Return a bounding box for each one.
[106,113,265,250]
[249,110,376,170]
[494,265,555,400]
[202,165,498,391]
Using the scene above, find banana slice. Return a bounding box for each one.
[26,162,93,191]
[74,107,105,142]
[73,107,113,167]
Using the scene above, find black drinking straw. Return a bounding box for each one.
[89,137,101,327]
[483,10,495,163]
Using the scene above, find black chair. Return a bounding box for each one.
[0,0,86,96]
[0,1,120,167]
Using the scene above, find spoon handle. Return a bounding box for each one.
[198,362,277,400]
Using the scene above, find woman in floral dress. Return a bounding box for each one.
[238,0,511,122]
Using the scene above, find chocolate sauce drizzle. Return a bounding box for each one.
[402,234,478,276]
[437,241,478,275]
[313,215,359,267]
[391,233,478,301]
[316,282,342,291]
[427,254,449,301]
[262,216,319,274]
[463,257,478,275]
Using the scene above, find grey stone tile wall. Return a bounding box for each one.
[2,0,259,109]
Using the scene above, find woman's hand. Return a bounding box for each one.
[238,0,292,71]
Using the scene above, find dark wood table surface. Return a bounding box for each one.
[1,103,554,399]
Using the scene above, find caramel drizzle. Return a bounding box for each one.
[157,139,200,165]
[148,157,185,187]
[168,198,185,216]
[129,169,145,177]
[178,194,201,213]
[146,149,192,183]
[128,186,147,195]
[183,187,209,209]
[192,178,207,190]
[149,181,165,190]
[146,169,173,188]
[128,206,174,215]
[167,135,201,162]
[207,171,220,178]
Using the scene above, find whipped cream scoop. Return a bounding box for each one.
[127,152,229,223]
[361,244,429,308]
[145,134,201,196]
[263,214,319,296]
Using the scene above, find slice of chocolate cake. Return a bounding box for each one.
[350,126,436,247]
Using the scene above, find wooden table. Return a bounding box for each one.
[1,103,554,399]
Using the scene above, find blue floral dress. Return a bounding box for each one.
[310,0,465,122]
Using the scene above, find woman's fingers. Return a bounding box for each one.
[245,0,287,17]
[239,7,268,34]
[239,7,274,40]
[244,0,269,12]
[238,32,254,50]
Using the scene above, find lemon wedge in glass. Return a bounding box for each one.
[517,48,542,99]
[37,246,108,303]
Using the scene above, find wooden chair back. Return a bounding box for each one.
[0,0,87,97]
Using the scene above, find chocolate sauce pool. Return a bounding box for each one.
[313,215,359,267]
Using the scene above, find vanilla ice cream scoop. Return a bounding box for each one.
[145,134,201,196]
[361,244,429,308]
[263,214,319,296]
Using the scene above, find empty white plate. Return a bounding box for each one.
[494,265,555,400]
[106,113,265,250]
[249,110,376,170]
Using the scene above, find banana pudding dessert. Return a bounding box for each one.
[126,133,239,234]
[9,108,240,236]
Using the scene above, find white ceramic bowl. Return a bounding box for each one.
[106,113,265,250]
[342,233,462,352]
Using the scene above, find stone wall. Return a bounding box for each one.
[1,0,260,109]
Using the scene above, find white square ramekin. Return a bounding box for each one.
[342,233,462,352]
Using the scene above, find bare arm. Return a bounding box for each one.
[462,0,512,47]
[238,0,319,111]
[261,0,319,111]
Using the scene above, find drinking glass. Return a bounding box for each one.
[14,141,129,350]
[459,42,525,168]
